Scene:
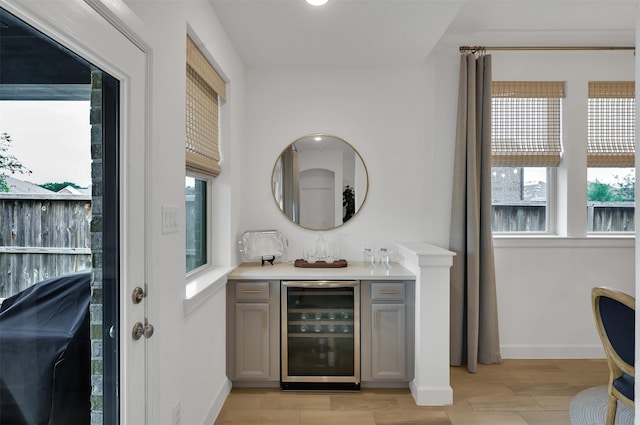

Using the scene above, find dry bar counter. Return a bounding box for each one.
[228,261,416,281]
[226,242,455,406]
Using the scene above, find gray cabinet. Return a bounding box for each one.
[227,281,280,381]
[361,281,414,383]
[371,303,406,379]
[227,278,414,385]
[235,302,270,379]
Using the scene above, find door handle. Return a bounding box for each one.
[132,321,155,340]
[143,322,155,338]
[132,286,146,304]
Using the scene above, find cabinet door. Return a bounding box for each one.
[371,303,406,380]
[235,303,270,379]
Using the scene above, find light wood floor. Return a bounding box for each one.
[213,359,609,425]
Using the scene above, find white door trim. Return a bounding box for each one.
[80,2,156,424]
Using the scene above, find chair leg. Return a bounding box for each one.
[605,395,617,425]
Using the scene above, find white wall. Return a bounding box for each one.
[495,238,634,358]
[489,50,636,358]
[241,64,451,260]
[125,1,245,424]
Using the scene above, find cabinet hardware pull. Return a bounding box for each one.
[374,310,379,330]
[263,312,268,330]
[379,290,399,295]
[241,290,263,294]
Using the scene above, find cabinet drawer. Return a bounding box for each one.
[235,281,270,301]
[371,283,405,301]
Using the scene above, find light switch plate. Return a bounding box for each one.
[162,205,179,234]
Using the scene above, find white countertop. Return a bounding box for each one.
[228,261,415,281]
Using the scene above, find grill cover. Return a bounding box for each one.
[0,270,91,425]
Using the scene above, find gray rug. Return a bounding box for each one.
[570,385,634,425]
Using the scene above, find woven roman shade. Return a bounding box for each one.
[186,35,226,177]
[492,81,565,167]
[587,81,635,167]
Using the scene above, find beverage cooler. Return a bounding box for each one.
[281,280,360,390]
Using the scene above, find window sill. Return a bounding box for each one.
[184,265,236,317]
[493,234,634,249]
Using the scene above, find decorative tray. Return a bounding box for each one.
[294,259,348,268]
[239,230,286,266]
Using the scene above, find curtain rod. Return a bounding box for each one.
[459,45,635,54]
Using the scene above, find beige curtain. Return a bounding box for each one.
[449,53,501,373]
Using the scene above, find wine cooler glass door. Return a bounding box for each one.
[281,281,360,385]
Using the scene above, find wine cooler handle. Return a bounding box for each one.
[282,280,359,288]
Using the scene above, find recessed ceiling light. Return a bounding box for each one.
[314,136,322,141]
[306,0,328,6]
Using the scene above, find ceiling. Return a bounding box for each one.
[209,0,638,69]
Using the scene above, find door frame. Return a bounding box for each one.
[0,0,154,423]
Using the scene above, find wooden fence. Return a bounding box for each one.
[0,193,92,297]
[588,202,635,232]
[492,202,635,233]
[492,203,547,232]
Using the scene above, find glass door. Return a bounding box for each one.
[0,7,121,424]
[0,2,149,423]
[281,281,360,389]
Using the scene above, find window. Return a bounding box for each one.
[186,176,207,272]
[587,81,635,233]
[492,167,549,232]
[185,35,226,273]
[491,81,564,232]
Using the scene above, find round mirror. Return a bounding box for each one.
[272,134,369,231]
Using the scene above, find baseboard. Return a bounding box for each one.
[361,381,410,389]
[231,380,280,388]
[409,381,453,406]
[202,377,232,425]
[500,344,605,359]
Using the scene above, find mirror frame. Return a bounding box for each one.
[271,133,369,231]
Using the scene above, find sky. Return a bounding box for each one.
[0,100,91,188]
[587,167,634,186]
[504,166,633,186]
